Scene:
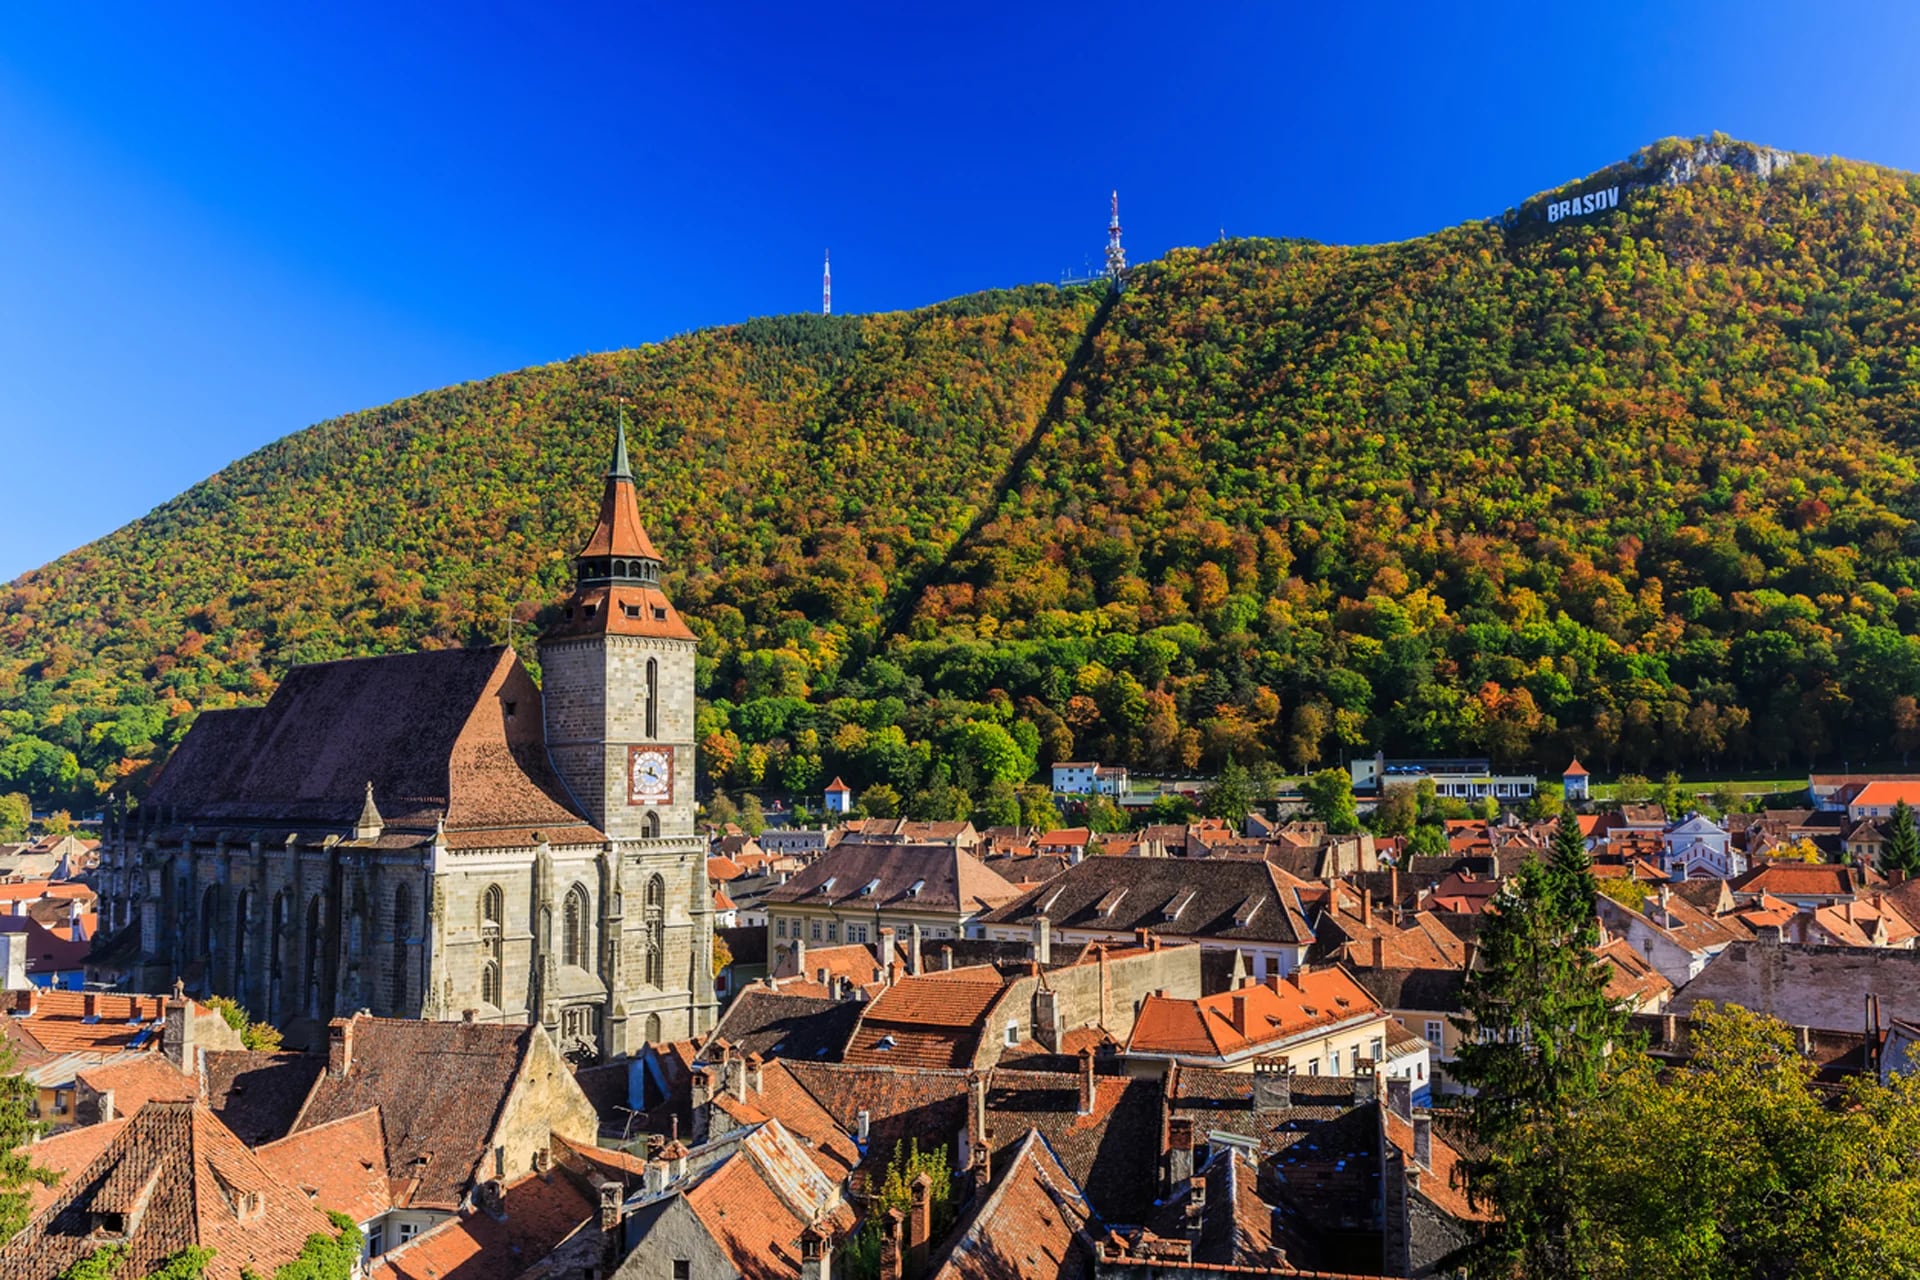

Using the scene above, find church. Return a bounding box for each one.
[93,420,718,1060]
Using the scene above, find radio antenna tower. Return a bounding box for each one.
[1105,190,1126,282]
[823,250,832,316]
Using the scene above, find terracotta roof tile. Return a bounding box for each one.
[929,1129,1095,1280]
[74,1055,197,1117]
[16,1118,127,1219]
[370,1168,598,1280]
[254,1108,393,1224]
[844,974,1007,1069]
[0,1102,341,1280]
[1126,970,1383,1059]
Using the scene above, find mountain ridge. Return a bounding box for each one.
[8,133,1920,816]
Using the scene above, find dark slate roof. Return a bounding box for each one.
[202,1050,325,1147]
[147,646,597,841]
[983,1068,1164,1227]
[1349,966,1469,1015]
[976,857,1312,946]
[763,842,1021,916]
[705,989,862,1064]
[291,1016,536,1210]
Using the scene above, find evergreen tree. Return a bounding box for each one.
[1884,799,1920,876]
[0,1039,54,1238]
[1300,768,1359,834]
[1545,808,1598,934]
[1452,853,1626,1278]
[972,778,1022,829]
[1203,758,1252,825]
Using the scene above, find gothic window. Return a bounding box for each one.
[270,892,287,985]
[200,885,222,961]
[563,885,590,969]
[644,874,665,988]
[232,891,250,1003]
[391,884,412,1014]
[304,894,325,1014]
[642,811,660,839]
[644,1013,662,1045]
[480,883,504,1007]
[481,961,501,1008]
[645,658,659,739]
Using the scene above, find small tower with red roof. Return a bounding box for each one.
[1563,759,1591,805]
[823,776,853,816]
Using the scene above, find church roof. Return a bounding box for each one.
[539,583,695,642]
[577,418,662,562]
[146,646,599,842]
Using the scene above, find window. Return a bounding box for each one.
[481,961,501,1008]
[1424,1020,1445,1048]
[776,918,787,938]
[1370,1036,1384,1064]
[644,875,665,988]
[645,659,659,739]
[1307,1060,1320,1077]
[399,1223,419,1244]
[369,1225,385,1256]
[562,885,590,968]
[826,922,838,942]
[673,1263,691,1280]
[849,924,867,944]
[1004,1022,1020,1046]
[1329,1049,1341,1075]
[482,884,504,931]
[642,811,660,838]
[811,919,823,942]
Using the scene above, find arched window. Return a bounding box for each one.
[481,884,503,931]
[481,961,500,1008]
[644,875,665,988]
[644,1013,662,1045]
[200,884,223,961]
[390,884,413,1014]
[232,890,251,1005]
[645,658,658,739]
[641,811,660,839]
[304,894,325,1016]
[562,885,590,969]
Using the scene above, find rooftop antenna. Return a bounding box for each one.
[823,250,831,316]
[1105,190,1126,282]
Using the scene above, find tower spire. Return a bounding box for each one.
[610,406,633,480]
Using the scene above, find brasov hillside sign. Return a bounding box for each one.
[1546,186,1619,222]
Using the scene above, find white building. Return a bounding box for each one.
[1663,814,1741,880]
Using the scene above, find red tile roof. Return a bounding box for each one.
[254,1108,393,1225]
[74,1055,197,1117]
[1126,969,1383,1059]
[0,1102,342,1280]
[0,990,167,1060]
[371,1169,598,1280]
[928,1129,1095,1280]
[843,973,1008,1069]
[16,1118,127,1218]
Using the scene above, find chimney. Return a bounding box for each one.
[1228,994,1249,1036]
[1033,988,1061,1054]
[1370,935,1385,969]
[879,926,898,972]
[856,1109,871,1146]
[83,991,99,1020]
[1412,1113,1432,1171]
[799,1223,834,1280]
[163,987,195,1073]
[1361,891,1372,927]
[908,1173,933,1275]
[1077,1047,1096,1116]
[1166,1117,1196,1196]
[1795,1024,1813,1056]
[1033,915,1052,967]
[967,1070,992,1194]
[791,935,806,978]
[1252,1058,1291,1113]
[940,946,954,971]
[689,1069,712,1144]
[0,934,27,993]
[1386,1075,1413,1121]
[1353,1059,1378,1105]
[643,1158,669,1196]
[598,1180,621,1235]
[1135,927,1151,949]
[744,1052,763,1097]
[879,1207,906,1280]
[327,1017,355,1079]
[909,923,923,976]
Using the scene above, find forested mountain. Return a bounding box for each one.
[8,134,1920,816]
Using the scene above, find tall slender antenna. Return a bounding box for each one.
[1105,191,1126,281]
[823,250,832,316]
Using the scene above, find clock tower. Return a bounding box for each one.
[539,414,699,841]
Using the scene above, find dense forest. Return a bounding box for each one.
[8,134,1920,818]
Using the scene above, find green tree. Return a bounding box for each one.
[860,783,903,819]
[1405,820,1449,859]
[1017,784,1061,831]
[972,778,1022,829]
[1525,787,1564,821]
[843,1140,955,1280]
[1613,774,1652,805]
[706,792,740,830]
[1144,793,1196,826]
[1202,758,1252,825]
[1083,793,1128,834]
[1884,799,1920,876]
[0,1037,55,1238]
[206,995,283,1053]
[0,793,27,840]
[1300,768,1358,834]
[737,793,767,837]
[1452,852,1625,1278]
[1371,782,1419,836]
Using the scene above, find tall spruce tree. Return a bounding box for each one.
[1884,799,1920,877]
[1452,839,1626,1278]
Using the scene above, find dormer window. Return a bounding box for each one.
[907,879,925,898]
[859,878,880,897]
[653,606,668,621]
[503,701,517,720]
[623,603,642,619]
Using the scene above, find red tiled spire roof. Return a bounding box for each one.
[577,415,662,562]
[1564,758,1589,777]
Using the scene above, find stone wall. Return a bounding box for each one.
[975,944,1204,1068]
[488,1022,601,1182]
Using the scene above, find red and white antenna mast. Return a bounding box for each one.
[823,250,832,316]
[1105,190,1126,281]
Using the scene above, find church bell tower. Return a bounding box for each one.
[539,414,699,842]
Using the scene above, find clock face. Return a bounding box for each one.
[628,746,673,806]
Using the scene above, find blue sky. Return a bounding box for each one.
[3,2,1918,579]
